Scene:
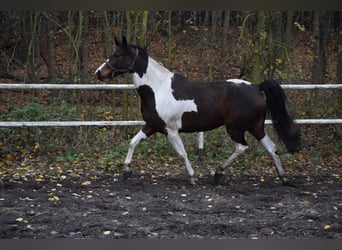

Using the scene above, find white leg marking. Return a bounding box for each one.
[197,132,204,150]
[218,143,249,172]
[260,134,285,177]
[124,130,147,171]
[166,128,194,177]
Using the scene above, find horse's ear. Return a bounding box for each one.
[114,36,120,47]
[122,36,128,47]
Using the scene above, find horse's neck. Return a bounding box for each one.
[131,57,173,88]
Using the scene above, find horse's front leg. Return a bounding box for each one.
[123,129,148,180]
[166,128,197,185]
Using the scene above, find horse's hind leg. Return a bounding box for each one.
[259,134,289,184]
[166,128,196,185]
[214,129,249,183]
[214,142,248,184]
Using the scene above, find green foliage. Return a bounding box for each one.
[11,102,48,121]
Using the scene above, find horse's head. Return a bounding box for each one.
[95,36,148,81]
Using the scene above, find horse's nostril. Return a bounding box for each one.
[96,71,103,81]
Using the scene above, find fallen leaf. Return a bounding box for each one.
[6,154,15,162]
[81,181,91,186]
[324,225,331,230]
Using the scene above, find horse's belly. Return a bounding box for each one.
[180,112,224,132]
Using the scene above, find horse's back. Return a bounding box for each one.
[171,75,266,132]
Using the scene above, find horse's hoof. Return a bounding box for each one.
[280,176,297,188]
[190,176,198,185]
[214,172,224,185]
[282,179,297,188]
[123,170,133,180]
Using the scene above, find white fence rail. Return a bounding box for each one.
[0,83,341,127]
[1,83,341,90]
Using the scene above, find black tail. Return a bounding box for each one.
[259,80,301,153]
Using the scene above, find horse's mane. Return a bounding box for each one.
[173,73,188,81]
[130,44,149,63]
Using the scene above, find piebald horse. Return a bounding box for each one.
[95,36,301,185]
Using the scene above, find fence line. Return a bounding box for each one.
[0,84,136,90]
[0,119,341,127]
[0,83,342,90]
[0,83,341,127]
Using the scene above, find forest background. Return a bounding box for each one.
[0,11,341,179]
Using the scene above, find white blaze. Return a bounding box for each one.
[95,59,109,74]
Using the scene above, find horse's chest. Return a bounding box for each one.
[137,85,197,130]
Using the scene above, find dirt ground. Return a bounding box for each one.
[0,172,341,239]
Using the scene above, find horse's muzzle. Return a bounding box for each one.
[95,70,103,81]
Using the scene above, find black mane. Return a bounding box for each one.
[131,44,149,63]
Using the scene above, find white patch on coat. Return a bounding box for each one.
[131,57,198,130]
[226,78,251,85]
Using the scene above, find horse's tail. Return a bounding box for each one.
[259,79,301,153]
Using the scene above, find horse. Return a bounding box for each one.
[95,36,301,185]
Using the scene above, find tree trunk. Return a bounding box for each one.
[40,12,57,83]
[26,11,40,82]
[167,11,172,67]
[336,12,342,140]
[250,11,265,83]
[123,11,132,135]
[141,11,149,47]
[46,12,57,83]
[337,29,342,83]
[266,12,274,79]
[222,11,230,43]
[67,11,77,82]
[80,11,89,82]
[103,11,113,57]
[208,11,218,81]
[312,11,322,82]
[312,11,329,83]
[266,11,283,80]
[283,11,294,79]
[125,11,132,41]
